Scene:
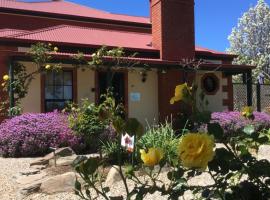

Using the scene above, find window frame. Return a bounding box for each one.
[41,68,77,112]
[201,73,220,95]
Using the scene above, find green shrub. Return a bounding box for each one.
[137,122,179,165]
[68,99,108,152]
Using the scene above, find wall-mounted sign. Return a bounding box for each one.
[130,92,141,102]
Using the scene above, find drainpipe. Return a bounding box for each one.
[8,60,15,117]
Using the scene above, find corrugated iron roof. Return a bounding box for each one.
[1,25,234,57]
[0,0,150,24]
[4,25,155,51]
[0,28,29,37]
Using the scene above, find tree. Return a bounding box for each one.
[228,0,270,82]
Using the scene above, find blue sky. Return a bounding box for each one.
[70,0,269,52]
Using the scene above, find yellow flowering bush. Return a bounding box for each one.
[170,83,192,104]
[241,106,254,119]
[140,148,164,167]
[178,133,215,170]
[3,74,9,81]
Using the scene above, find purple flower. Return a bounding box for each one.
[0,111,82,157]
[211,111,270,135]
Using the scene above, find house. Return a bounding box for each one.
[0,0,255,125]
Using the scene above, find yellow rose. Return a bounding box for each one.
[178,133,215,170]
[170,83,192,104]
[54,47,58,52]
[241,106,254,119]
[3,75,9,81]
[45,64,51,70]
[140,148,164,167]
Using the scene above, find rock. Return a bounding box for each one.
[40,172,76,194]
[30,158,49,166]
[19,182,41,196]
[31,165,47,170]
[16,171,47,185]
[30,147,75,166]
[19,168,40,176]
[258,145,270,161]
[105,166,122,186]
[49,155,77,167]
[72,155,88,167]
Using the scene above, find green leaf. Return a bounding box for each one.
[125,118,144,138]
[75,179,81,191]
[208,123,224,139]
[82,157,100,175]
[243,125,255,135]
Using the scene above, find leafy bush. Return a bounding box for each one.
[211,111,270,135]
[68,91,124,153]
[68,99,108,152]
[137,122,178,165]
[0,112,82,157]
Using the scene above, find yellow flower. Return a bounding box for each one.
[54,47,58,52]
[45,64,51,70]
[140,148,164,167]
[1,82,5,87]
[178,133,215,170]
[241,106,254,119]
[170,83,192,104]
[48,43,52,47]
[3,75,9,81]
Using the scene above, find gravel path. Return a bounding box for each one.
[0,157,34,200]
[1,145,269,200]
[0,157,208,200]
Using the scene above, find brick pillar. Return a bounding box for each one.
[158,69,184,122]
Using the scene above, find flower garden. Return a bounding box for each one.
[0,45,270,200]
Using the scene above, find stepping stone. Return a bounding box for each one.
[40,172,76,194]
[16,172,47,185]
[30,147,75,166]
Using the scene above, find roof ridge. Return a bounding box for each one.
[63,0,110,14]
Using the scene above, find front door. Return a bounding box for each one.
[97,71,127,110]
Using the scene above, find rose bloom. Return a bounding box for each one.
[178,133,214,170]
[140,148,164,167]
[45,64,51,70]
[241,106,254,119]
[170,83,192,104]
[3,75,9,81]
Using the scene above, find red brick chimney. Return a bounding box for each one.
[150,0,195,61]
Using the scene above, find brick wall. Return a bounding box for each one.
[151,0,195,60]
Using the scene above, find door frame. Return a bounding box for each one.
[95,69,129,116]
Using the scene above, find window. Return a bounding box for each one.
[44,70,73,112]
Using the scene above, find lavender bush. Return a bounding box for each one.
[0,112,82,157]
[211,111,270,135]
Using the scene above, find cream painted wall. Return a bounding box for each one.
[20,62,41,113]
[20,62,96,113]
[195,71,228,112]
[128,70,159,126]
[77,69,95,104]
